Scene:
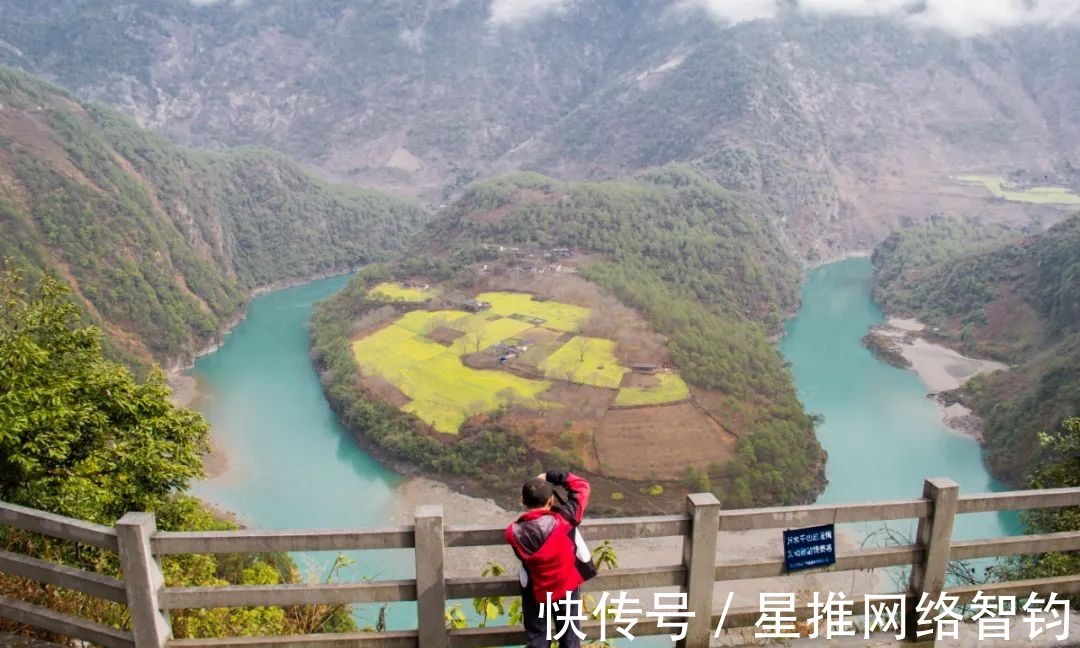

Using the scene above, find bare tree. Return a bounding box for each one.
[496,387,521,415]
[862,523,989,592]
[465,399,488,419]
[458,320,484,355]
[573,335,590,362]
[561,363,578,387]
[424,314,448,336]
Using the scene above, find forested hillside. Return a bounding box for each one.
[4,2,1080,259]
[0,65,427,366]
[312,171,825,510]
[871,215,1080,483]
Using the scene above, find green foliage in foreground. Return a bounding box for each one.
[998,417,1080,597]
[0,268,206,521]
[0,267,355,640]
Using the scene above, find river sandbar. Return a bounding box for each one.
[168,372,231,479]
[872,318,1007,443]
[895,338,1007,393]
[168,373,200,408]
[881,318,1007,393]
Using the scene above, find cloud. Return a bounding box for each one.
[488,0,574,26]
[674,0,1080,35]
[671,0,778,24]
[907,0,1080,35]
[188,0,257,6]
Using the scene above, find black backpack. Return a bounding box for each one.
[554,489,598,581]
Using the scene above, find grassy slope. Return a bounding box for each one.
[312,170,825,508]
[871,215,1080,483]
[0,65,428,366]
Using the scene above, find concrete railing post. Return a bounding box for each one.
[905,478,959,645]
[415,505,448,648]
[116,512,171,648]
[679,492,722,648]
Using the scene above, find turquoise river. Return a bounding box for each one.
[188,257,1018,632]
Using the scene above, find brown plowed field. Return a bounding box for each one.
[360,374,410,407]
[594,402,737,480]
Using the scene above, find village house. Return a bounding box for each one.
[462,299,492,313]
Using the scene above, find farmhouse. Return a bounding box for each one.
[631,363,660,375]
[462,299,492,313]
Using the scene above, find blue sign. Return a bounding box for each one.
[783,523,836,571]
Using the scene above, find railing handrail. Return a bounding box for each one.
[3,483,1080,648]
[142,486,1080,555]
[0,500,118,551]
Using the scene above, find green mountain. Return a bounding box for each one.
[312,170,824,510]
[0,65,428,366]
[871,215,1080,483]
[4,3,1080,259]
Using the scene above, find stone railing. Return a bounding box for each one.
[3,479,1080,647]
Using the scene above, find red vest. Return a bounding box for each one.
[505,509,583,603]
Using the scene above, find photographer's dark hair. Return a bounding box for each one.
[522,478,554,508]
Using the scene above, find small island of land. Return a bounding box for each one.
[310,172,827,513]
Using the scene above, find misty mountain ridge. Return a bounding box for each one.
[3,1,1080,262]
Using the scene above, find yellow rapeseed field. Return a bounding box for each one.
[614,373,692,407]
[351,291,693,432]
[956,175,1080,205]
[475,291,590,332]
[369,282,435,302]
[352,322,549,434]
[538,336,626,389]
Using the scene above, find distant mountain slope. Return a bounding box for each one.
[428,169,800,330]
[0,65,427,366]
[871,215,1080,483]
[2,3,1079,257]
[313,170,824,510]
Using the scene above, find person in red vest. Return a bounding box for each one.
[505,469,593,648]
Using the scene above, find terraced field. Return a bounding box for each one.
[614,373,692,406]
[370,282,435,302]
[351,290,693,434]
[351,320,550,433]
[475,292,590,331]
[956,175,1080,205]
[538,336,626,389]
